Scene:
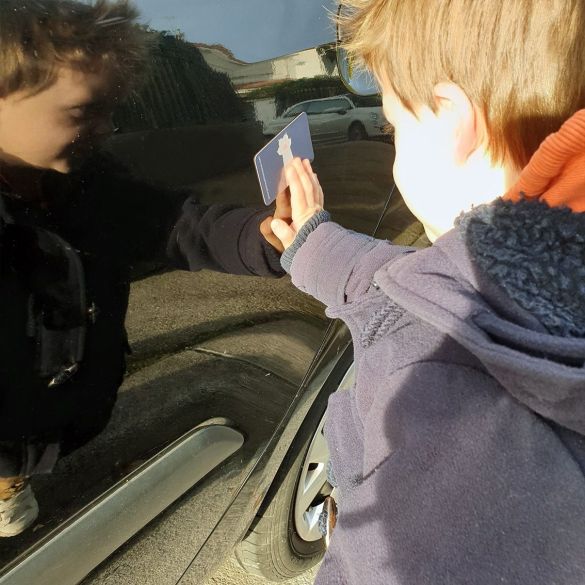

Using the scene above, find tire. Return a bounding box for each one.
[348,121,367,141]
[235,362,354,581]
[234,409,331,581]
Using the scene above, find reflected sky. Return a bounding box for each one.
[133,0,338,63]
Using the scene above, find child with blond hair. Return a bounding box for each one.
[271,1,585,583]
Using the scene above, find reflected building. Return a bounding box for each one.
[196,42,341,129]
[115,31,341,134]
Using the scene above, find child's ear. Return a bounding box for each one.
[433,82,482,165]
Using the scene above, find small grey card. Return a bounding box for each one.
[254,112,315,205]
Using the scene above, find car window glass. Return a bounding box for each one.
[0,0,424,580]
[350,95,383,107]
[325,98,350,111]
[306,100,331,114]
[284,104,306,117]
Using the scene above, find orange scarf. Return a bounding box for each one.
[504,110,585,212]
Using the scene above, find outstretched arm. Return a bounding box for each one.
[167,195,286,277]
[272,158,412,308]
[79,154,287,278]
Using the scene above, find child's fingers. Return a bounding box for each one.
[285,158,325,234]
[302,159,319,193]
[259,215,285,253]
[303,159,324,207]
[273,188,292,221]
[302,158,318,185]
[285,163,309,217]
[293,158,316,207]
[271,218,296,250]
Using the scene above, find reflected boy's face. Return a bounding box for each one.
[0,66,117,173]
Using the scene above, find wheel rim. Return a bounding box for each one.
[293,412,330,542]
[293,365,355,542]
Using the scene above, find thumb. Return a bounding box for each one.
[271,218,296,250]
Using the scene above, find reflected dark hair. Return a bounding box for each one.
[0,0,149,99]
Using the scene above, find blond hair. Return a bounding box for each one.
[339,0,585,168]
[0,0,148,99]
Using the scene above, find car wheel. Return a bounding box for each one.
[235,408,332,581]
[348,121,367,141]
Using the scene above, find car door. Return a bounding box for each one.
[265,102,308,136]
[320,96,354,140]
[0,1,424,584]
[305,99,338,142]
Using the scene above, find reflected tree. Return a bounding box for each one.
[115,30,250,132]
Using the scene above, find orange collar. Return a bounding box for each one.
[504,110,585,212]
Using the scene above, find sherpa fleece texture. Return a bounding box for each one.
[459,199,585,337]
[286,198,585,585]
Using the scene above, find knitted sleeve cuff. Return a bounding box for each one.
[280,210,331,273]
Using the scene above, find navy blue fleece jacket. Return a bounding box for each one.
[284,198,585,585]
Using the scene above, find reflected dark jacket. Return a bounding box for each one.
[0,157,283,474]
[285,199,585,585]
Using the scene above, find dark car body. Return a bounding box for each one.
[0,2,426,583]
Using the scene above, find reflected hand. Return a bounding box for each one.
[260,186,292,253]
[270,158,324,251]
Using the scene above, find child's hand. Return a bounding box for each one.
[260,189,292,253]
[270,158,324,250]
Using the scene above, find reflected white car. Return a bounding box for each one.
[263,94,386,142]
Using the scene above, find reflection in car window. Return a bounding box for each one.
[284,103,307,117]
[0,0,425,581]
[326,98,350,111]
[349,95,383,108]
[306,100,330,114]
[307,98,349,114]
[0,0,319,564]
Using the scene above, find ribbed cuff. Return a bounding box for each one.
[280,210,331,273]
